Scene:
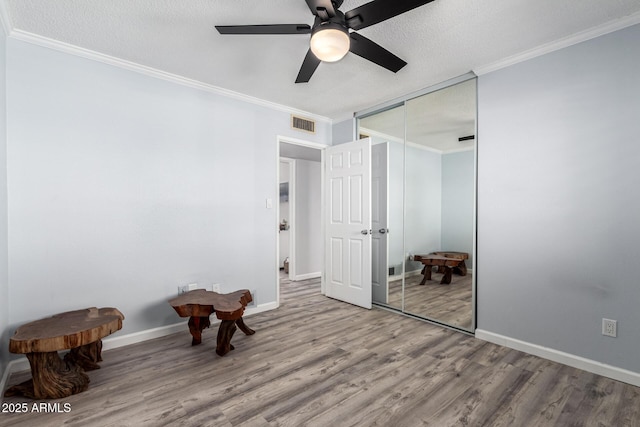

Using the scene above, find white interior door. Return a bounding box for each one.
[371,143,389,304]
[325,138,372,309]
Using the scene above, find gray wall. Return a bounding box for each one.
[0,29,9,379]
[405,145,441,272]
[441,150,475,267]
[477,23,640,372]
[332,118,355,145]
[3,37,330,368]
[294,159,322,276]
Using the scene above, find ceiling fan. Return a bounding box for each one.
[215,0,435,83]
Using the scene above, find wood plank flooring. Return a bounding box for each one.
[387,269,473,329]
[2,275,639,426]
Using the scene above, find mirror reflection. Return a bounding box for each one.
[359,78,476,331]
[359,105,405,311]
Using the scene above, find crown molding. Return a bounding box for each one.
[359,127,405,144]
[474,11,640,76]
[359,126,474,154]
[0,0,11,37]
[7,28,332,124]
[359,127,441,153]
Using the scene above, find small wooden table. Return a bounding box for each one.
[168,289,255,356]
[5,307,124,399]
[414,254,466,285]
[431,251,469,276]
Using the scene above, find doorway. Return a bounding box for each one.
[276,136,327,306]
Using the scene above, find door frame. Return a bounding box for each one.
[279,157,295,281]
[275,135,328,306]
[371,141,390,304]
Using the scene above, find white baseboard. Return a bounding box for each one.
[293,272,321,281]
[475,329,640,387]
[0,301,279,396]
[2,358,30,391]
[0,360,16,400]
[101,321,187,351]
[245,301,279,316]
[389,269,422,282]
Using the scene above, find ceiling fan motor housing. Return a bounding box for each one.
[312,9,347,30]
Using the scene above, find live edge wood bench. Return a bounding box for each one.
[4,307,124,400]
[415,252,469,285]
[168,289,255,356]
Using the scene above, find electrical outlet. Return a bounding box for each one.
[212,283,221,293]
[178,284,197,295]
[602,318,617,337]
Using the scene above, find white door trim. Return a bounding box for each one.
[279,158,296,283]
[276,136,328,306]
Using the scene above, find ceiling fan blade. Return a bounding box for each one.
[345,0,435,31]
[349,32,407,73]
[295,49,321,83]
[305,0,337,20]
[216,24,311,35]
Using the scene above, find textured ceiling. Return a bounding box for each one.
[3,0,640,120]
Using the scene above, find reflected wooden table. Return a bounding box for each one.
[414,252,468,285]
[431,251,468,276]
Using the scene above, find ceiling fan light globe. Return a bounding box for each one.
[310,28,350,62]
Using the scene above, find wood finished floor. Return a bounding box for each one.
[2,275,639,426]
[387,269,473,329]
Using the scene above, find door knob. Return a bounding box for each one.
[361,229,371,235]
[378,228,389,234]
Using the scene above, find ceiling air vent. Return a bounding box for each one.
[291,115,315,134]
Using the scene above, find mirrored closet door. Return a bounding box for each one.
[358,77,477,332]
[359,104,405,312]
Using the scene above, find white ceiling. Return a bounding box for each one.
[3,0,640,121]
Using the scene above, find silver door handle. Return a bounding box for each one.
[361,229,371,235]
[378,228,389,234]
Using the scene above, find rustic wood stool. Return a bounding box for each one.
[4,307,124,399]
[168,289,255,356]
[431,251,469,276]
[414,254,465,285]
